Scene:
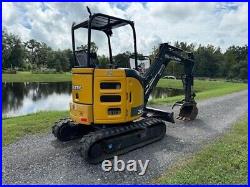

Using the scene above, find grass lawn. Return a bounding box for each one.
[149,79,247,104]
[2,111,69,146]
[2,71,71,82]
[155,115,248,184]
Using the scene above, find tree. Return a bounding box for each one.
[9,40,25,69]
[47,50,70,72]
[174,41,195,52]
[24,39,42,69]
[78,42,98,53]
[36,42,52,68]
[24,40,54,70]
[194,45,224,77]
[60,50,71,71]
[149,46,159,62]
[98,55,109,68]
[113,51,131,68]
[2,29,9,68]
[64,49,75,68]
[2,29,25,69]
[224,45,248,79]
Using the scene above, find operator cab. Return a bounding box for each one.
[71,8,139,70]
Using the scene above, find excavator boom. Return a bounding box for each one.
[143,43,197,121]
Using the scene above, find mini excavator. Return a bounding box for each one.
[52,8,198,164]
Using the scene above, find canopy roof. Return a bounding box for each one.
[73,13,132,31]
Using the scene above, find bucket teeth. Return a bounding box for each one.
[176,116,181,120]
[176,116,192,121]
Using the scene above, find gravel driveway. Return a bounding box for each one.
[2,90,248,184]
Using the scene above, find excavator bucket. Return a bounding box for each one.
[178,103,198,120]
[172,101,198,121]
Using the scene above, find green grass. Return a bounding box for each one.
[2,111,69,146]
[150,79,247,104]
[155,115,248,184]
[2,71,71,82]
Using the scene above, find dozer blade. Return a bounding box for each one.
[177,103,198,121]
[79,118,166,164]
[143,107,175,123]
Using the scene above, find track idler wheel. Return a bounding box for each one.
[177,103,198,120]
[52,118,92,142]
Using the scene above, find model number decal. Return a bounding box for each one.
[72,85,81,90]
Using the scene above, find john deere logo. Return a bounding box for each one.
[106,70,113,76]
[72,85,81,90]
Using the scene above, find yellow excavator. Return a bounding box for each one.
[52,8,198,164]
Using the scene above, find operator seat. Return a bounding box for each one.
[75,50,99,68]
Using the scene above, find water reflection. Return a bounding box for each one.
[149,87,183,100]
[2,82,184,117]
[2,82,71,117]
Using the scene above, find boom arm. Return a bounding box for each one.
[143,43,196,105]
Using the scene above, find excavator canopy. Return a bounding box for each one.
[71,13,138,69]
[72,13,131,31]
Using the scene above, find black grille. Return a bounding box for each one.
[100,95,121,102]
[100,82,121,89]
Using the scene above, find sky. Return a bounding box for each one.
[2,2,248,55]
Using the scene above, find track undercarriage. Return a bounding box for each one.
[52,117,166,164]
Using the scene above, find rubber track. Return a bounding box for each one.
[52,118,84,141]
[79,117,166,164]
[52,118,71,138]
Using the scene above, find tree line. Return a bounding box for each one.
[2,29,248,80]
[168,41,248,80]
[3,29,73,72]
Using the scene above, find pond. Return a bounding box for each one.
[2,82,184,117]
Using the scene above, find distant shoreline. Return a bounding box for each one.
[2,71,71,82]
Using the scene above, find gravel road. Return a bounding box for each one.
[3,90,248,184]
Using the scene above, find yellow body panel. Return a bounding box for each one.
[126,77,144,121]
[70,68,144,125]
[72,68,94,74]
[95,69,125,77]
[72,74,93,104]
[70,102,93,124]
[94,73,127,124]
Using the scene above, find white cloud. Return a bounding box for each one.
[2,2,248,55]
